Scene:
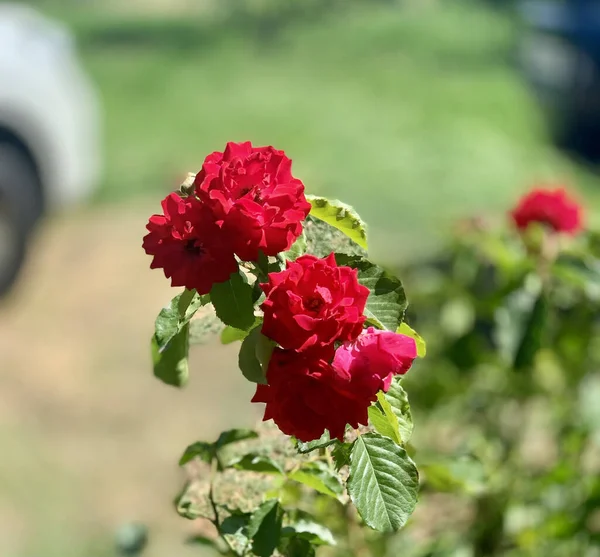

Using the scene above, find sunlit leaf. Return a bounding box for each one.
[347,433,419,532]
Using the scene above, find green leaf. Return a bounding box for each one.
[295,431,337,454]
[154,289,206,347]
[152,289,209,387]
[239,326,270,384]
[220,511,251,552]
[174,482,204,520]
[331,442,353,471]
[288,462,343,498]
[334,255,407,331]
[368,402,400,445]
[256,332,276,371]
[210,271,255,331]
[179,430,257,467]
[228,453,284,474]
[347,433,419,532]
[221,318,261,345]
[220,511,251,534]
[247,499,283,557]
[281,536,316,557]
[283,232,307,261]
[282,519,336,546]
[151,326,190,388]
[307,195,368,250]
[383,378,413,444]
[513,290,549,371]
[216,428,258,449]
[304,215,367,259]
[179,441,214,466]
[397,323,427,357]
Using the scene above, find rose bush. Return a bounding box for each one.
[143,142,424,556]
[389,185,600,557]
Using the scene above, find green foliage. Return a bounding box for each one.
[210,271,256,331]
[331,442,353,471]
[397,322,427,357]
[221,319,261,344]
[295,431,336,454]
[238,326,272,384]
[281,516,336,546]
[179,441,214,466]
[394,225,600,556]
[513,289,549,371]
[420,456,486,496]
[151,289,208,387]
[306,196,368,250]
[335,254,408,331]
[247,499,283,557]
[304,216,367,259]
[368,400,400,444]
[383,379,414,444]
[288,461,344,499]
[280,536,316,557]
[216,429,259,449]
[347,433,419,532]
[179,428,258,467]
[229,453,284,475]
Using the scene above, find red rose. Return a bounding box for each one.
[251,349,369,441]
[332,327,417,401]
[260,254,369,357]
[510,187,583,235]
[142,192,238,294]
[195,141,311,261]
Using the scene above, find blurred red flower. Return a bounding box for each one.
[510,187,583,235]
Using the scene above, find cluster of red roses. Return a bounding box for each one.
[254,253,417,441]
[144,141,418,442]
[143,141,311,294]
[511,187,583,235]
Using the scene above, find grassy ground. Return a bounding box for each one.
[46,0,600,259]
[2,1,600,556]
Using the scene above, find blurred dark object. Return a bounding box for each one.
[115,523,148,556]
[0,4,101,298]
[519,0,600,162]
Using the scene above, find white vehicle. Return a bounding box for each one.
[0,4,101,295]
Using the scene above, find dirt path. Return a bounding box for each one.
[0,203,257,557]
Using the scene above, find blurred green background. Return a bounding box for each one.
[25,0,600,258]
[1,0,599,556]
